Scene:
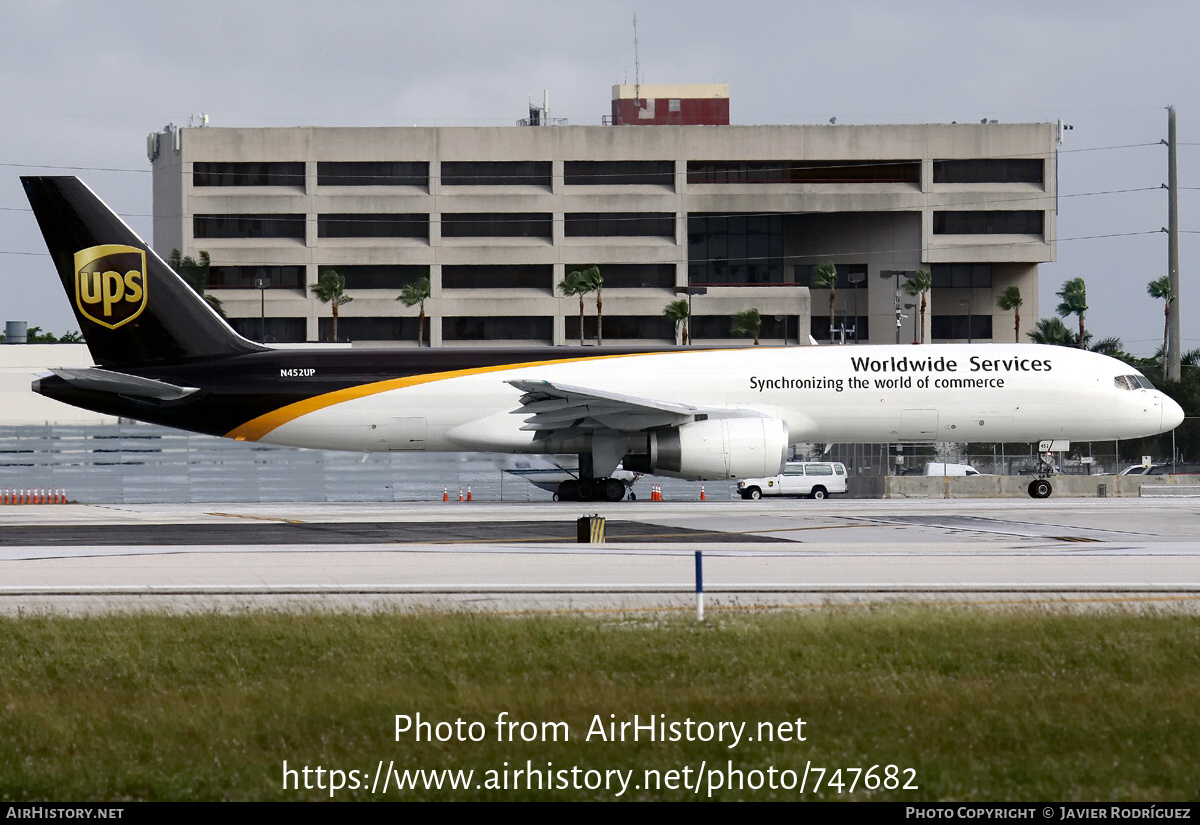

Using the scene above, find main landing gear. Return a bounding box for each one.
[556,478,627,502]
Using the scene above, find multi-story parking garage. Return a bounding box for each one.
[149,85,1055,348]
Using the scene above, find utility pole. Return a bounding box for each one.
[1166,106,1181,381]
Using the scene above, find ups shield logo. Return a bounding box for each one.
[74,245,147,329]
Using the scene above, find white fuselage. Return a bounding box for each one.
[253,344,1181,453]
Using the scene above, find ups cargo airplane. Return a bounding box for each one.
[22,177,1184,500]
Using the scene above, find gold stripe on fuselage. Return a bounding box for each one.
[224,351,650,442]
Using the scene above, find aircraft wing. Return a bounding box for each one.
[506,378,758,438]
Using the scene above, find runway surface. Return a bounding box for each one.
[2,497,1199,613]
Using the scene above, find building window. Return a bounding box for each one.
[930,263,993,289]
[810,315,870,342]
[687,160,920,184]
[442,316,553,341]
[933,211,1044,235]
[440,161,551,187]
[334,265,429,290]
[585,264,675,289]
[317,214,429,239]
[564,212,675,237]
[442,265,552,290]
[688,214,784,285]
[931,315,993,340]
[317,161,428,187]
[193,162,305,188]
[319,316,427,343]
[564,161,674,186]
[208,265,305,289]
[441,213,552,239]
[691,315,802,340]
[933,159,1044,184]
[795,263,868,289]
[194,214,305,239]
[566,315,673,340]
[228,317,307,343]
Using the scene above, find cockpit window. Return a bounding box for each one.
[1115,374,1154,390]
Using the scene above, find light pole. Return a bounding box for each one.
[880,270,914,344]
[848,271,865,343]
[254,276,269,342]
[904,302,916,343]
[958,297,973,344]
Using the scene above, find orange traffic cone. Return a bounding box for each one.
[466,485,473,502]
[700,485,706,501]
[443,485,449,502]
[458,488,464,502]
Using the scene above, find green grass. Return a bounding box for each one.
[1,606,1198,801]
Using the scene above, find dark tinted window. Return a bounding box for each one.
[933,211,1044,234]
[564,161,674,186]
[566,315,673,340]
[565,213,675,237]
[194,214,305,239]
[208,265,305,289]
[931,263,993,288]
[194,162,305,187]
[441,213,552,239]
[317,214,428,239]
[931,315,993,339]
[317,161,428,187]
[589,264,675,288]
[691,314,801,340]
[933,159,1044,184]
[688,214,784,285]
[228,317,307,343]
[442,316,553,341]
[319,316,427,343]
[336,265,429,290]
[442,265,552,290]
[687,160,919,184]
[441,161,551,186]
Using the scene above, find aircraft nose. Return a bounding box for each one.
[1162,394,1185,432]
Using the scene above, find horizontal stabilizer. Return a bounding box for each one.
[46,368,199,400]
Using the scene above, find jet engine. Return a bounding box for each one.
[624,417,788,480]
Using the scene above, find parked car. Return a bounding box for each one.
[738,461,849,500]
[1147,463,1200,475]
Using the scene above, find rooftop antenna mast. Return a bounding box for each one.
[633,12,641,104]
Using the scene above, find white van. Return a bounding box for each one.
[738,461,849,500]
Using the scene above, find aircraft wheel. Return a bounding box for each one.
[604,479,625,502]
[557,480,580,502]
[577,480,594,501]
[810,486,828,500]
[1028,479,1053,499]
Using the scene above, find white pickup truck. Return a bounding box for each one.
[738,461,849,500]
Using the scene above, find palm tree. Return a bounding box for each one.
[1027,317,1075,347]
[904,269,932,343]
[1147,275,1173,365]
[996,285,1023,343]
[169,249,225,318]
[663,298,691,345]
[397,276,431,346]
[732,308,762,345]
[310,268,353,342]
[569,265,604,345]
[558,269,591,345]
[811,262,838,341]
[1055,277,1088,349]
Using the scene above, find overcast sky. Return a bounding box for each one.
[1,0,1197,356]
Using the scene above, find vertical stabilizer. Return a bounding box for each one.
[21,176,265,367]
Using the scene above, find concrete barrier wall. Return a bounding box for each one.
[873,474,1200,499]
